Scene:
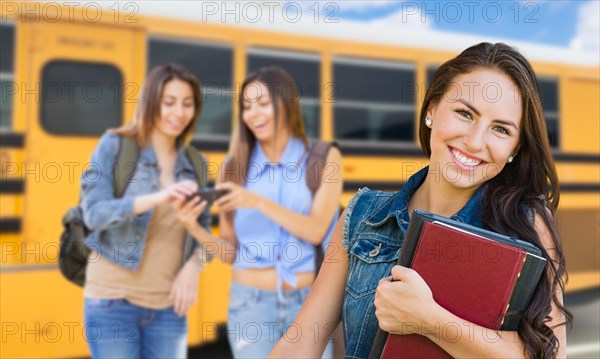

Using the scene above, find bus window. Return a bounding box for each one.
[148,38,233,138]
[248,48,321,139]
[40,61,122,136]
[537,77,560,148]
[333,57,416,144]
[334,106,414,141]
[1,23,15,130]
[426,65,438,87]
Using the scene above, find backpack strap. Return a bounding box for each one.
[113,137,208,197]
[306,141,338,197]
[185,145,208,188]
[305,141,338,274]
[114,136,139,198]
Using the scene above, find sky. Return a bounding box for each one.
[31,0,597,56]
[317,0,599,53]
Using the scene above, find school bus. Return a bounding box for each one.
[0,2,598,358]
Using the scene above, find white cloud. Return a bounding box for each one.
[369,8,431,30]
[283,0,396,15]
[570,0,600,53]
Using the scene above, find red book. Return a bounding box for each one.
[377,213,540,359]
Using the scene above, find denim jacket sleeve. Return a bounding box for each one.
[186,207,212,262]
[187,153,212,253]
[80,133,136,231]
[198,153,212,232]
[197,201,212,232]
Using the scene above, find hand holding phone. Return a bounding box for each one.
[186,187,230,205]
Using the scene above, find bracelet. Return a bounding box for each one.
[192,249,206,268]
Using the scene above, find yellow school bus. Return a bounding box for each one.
[1,2,598,358]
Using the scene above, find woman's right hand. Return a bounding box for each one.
[374,265,436,335]
[172,196,208,232]
[152,180,198,207]
[132,180,198,216]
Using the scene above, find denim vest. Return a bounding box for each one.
[81,133,211,271]
[341,166,485,359]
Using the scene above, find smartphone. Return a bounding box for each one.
[186,187,229,204]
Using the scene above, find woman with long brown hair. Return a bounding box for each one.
[268,42,571,359]
[172,66,343,358]
[81,64,211,359]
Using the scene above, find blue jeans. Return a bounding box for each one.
[227,282,333,359]
[84,298,187,359]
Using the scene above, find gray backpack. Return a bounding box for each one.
[305,142,339,274]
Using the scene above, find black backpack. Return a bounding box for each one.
[58,136,206,287]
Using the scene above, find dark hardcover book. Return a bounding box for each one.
[369,209,546,359]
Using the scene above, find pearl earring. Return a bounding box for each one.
[425,117,433,128]
[507,155,514,163]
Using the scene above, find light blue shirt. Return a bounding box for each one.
[233,137,338,299]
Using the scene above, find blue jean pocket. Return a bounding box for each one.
[228,284,258,313]
[85,298,120,312]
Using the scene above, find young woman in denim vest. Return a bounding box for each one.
[269,43,572,359]
[81,64,211,359]
[172,67,343,358]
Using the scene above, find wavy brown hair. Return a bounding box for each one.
[223,67,308,185]
[111,63,202,147]
[419,43,572,359]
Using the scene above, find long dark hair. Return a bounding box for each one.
[224,66,308,185]
[420,43,571,359]
[111,63,202,147]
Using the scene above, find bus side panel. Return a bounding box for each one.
[0,270,88,358]
[562,76,600,153]
[558,193,600,292]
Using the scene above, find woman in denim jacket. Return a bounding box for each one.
[270,43,571,359]
[172,67,343,358]
[81,64,211,359]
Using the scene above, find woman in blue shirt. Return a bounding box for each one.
[268,43,571,359]
[173,67,343,358]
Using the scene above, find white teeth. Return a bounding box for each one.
[452,149,482,167]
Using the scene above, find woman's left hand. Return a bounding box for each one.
[215,182,260,212]
[169,258,201,317]
[374,265,437,335]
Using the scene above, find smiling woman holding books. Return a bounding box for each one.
[268,42,571,359]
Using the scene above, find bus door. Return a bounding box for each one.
[1,17,145,358]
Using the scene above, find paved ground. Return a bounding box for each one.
[566,288,600,358]
[189,288,600,358]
